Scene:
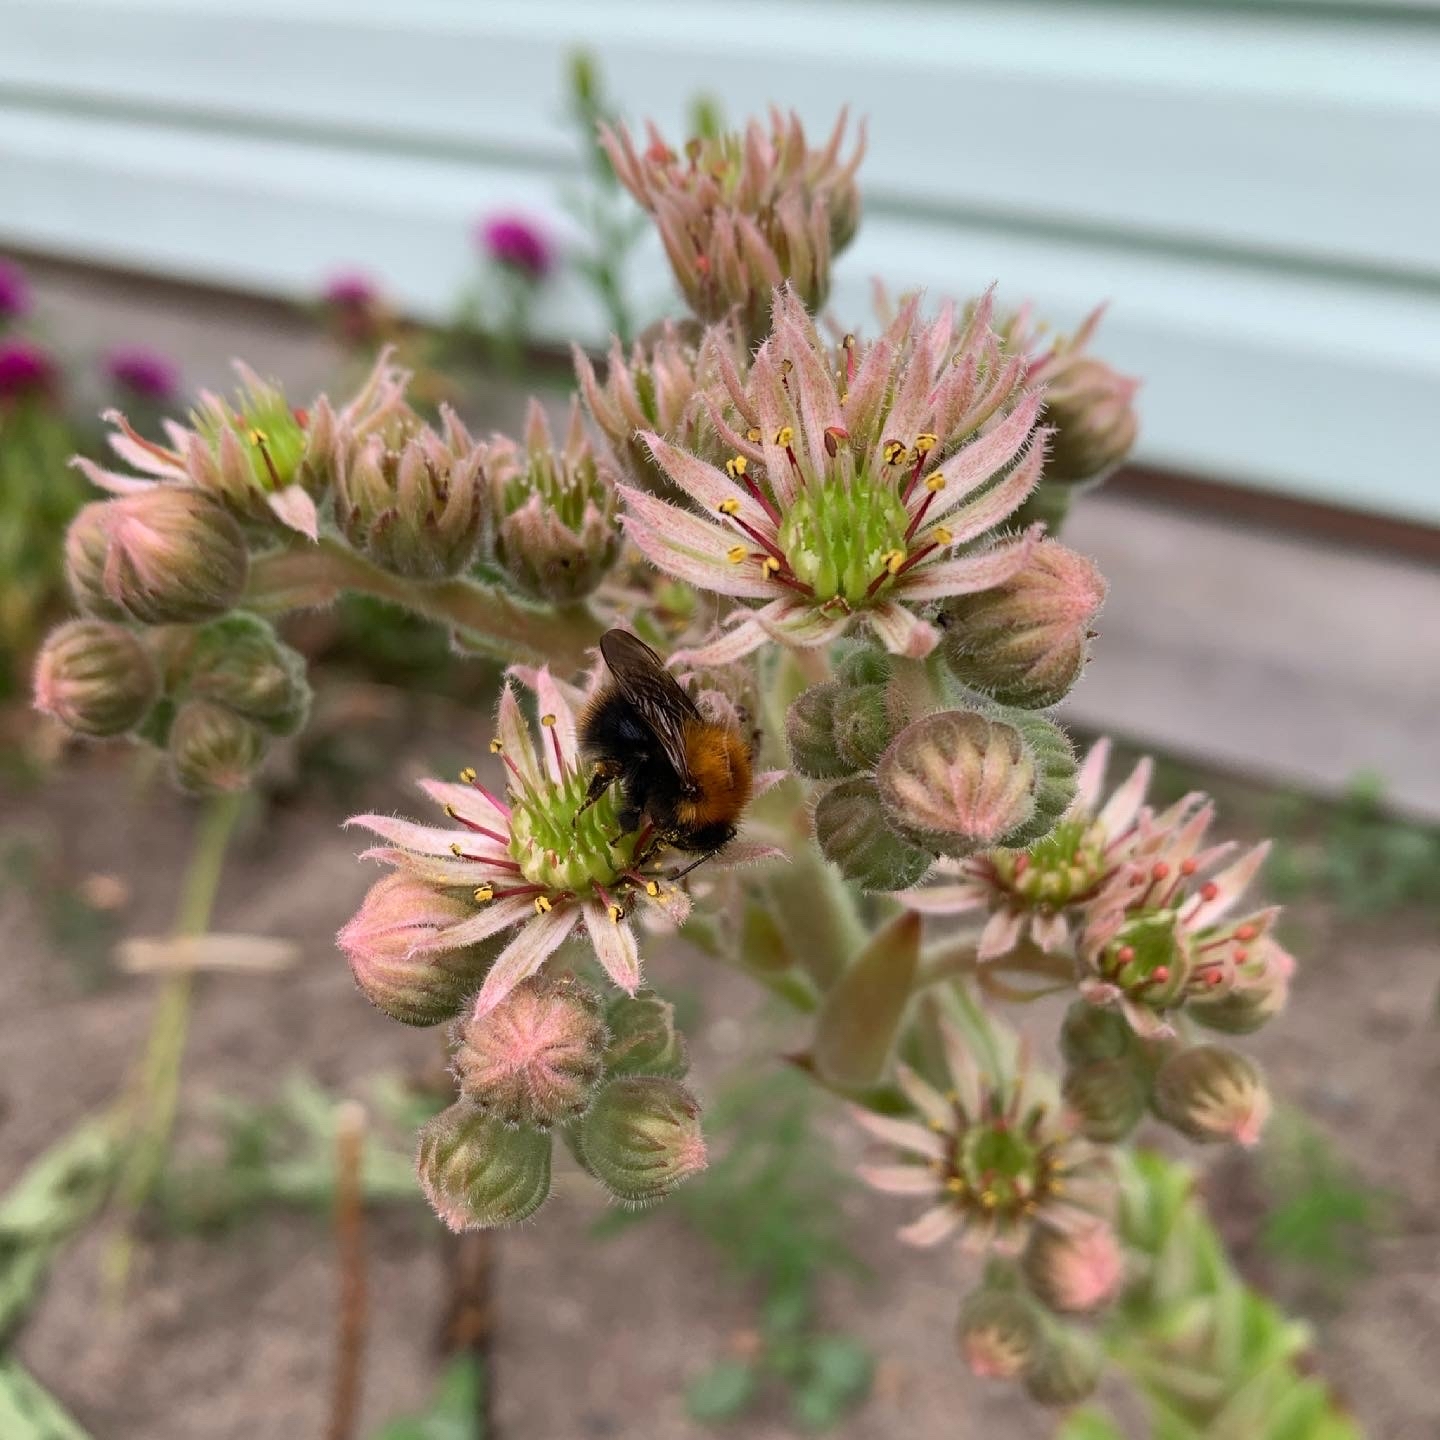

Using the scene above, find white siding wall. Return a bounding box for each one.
[2,0,1438,520]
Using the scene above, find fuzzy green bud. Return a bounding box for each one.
[168,698,266,794]
[454,976,608,1129]
[33,619,159,737]
[831,684,893,772]
[577,1075,707,1205]
[1042,355,1140,487]
[786,683,853,779]
[956,1287,1043,1381]
[1059,1001,1134,1068]
[416,1100,553,1231]
[1004,715,1079,847]
[489,399,620,603]
[338,872,502,1027]
[1063,1056,1149,1143]
[939,540,1106,709]
[1152,1044,1271,1148]
[1023,1323,1104,1406]
[181,613,311,737]
[603,990,689,1078]
[335,407,486,580]
[834,644,893,690]
[66,491,248,625]
[876,710,1038,858]
[813,776,934,892]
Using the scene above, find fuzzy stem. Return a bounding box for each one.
[106,791,245,1293]
[244,538,604,672]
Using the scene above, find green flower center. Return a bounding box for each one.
[938,1098,1064,1224]
[777,477,909,605]
[196,393,308,493]
[503,454,601,529]
[1101,909,1188,1003]
[991,818,1107,909]
[508,769,641,894]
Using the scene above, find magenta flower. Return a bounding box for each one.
[0,258,30,322]
[477,214,554,282]
[105,346,179,404]
[0,340,56,401]
[323,271,380,309]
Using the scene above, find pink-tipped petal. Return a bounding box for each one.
[857,1163,944,1197]
[581,900,642,994]
[468,903,579,1017]
[866,600,940,658]
[898,1204,964,1248]
[850,1108,948,1161]
[897,533,1036,603]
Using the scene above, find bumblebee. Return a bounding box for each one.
[579,629,753,863]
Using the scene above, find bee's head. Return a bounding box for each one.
[684,819,737,855]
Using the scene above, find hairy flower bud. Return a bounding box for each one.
[1063,1057,1149,1143]
[877,711,1038,858]
[1005,716,1080,847]
[1023,1323,1103,1406]
[65,491,248,625]
[338,872,501,1026]
[1187,936,1292,1035]
[453,975,608,1129]
[814,776,933,892]
[786,683,854,779]
[603,990,689,1078]
[939,540,1106,709]
[489,399,620,603]
[1152,1044,1271,1147]
[1059,1002,1134,1069]
[334,407,486,579]
[168,698,266,794]
[33,619,159,737]
[956,1288,1043,1381]
[1022,1222,1125,1315]
[180,613,310,736]
[416,1100,553,1231]
[832,684,893,772]
[577,1075,707,1205]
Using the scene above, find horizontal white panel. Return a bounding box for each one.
[1,0,1438,278]
[3,105,1436,523]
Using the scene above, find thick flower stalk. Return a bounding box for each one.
[601,110,864,341]
[624,288,1048,663]
[852,1008,1113,1253]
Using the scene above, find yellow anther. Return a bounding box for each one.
[489,738,503,754]
[645,880,660,897]
[945,1176,966,1194]
[459,766,477,783]
[718,497,741,516]
[761,555,781,576]
[540,713,557,727]
[882,439,907,466]
[882,549,907,576]
[780,358,794,376]
[774,425,794,447]
[745,426,763,444]
[607,903,623,923]
[727,544,749,564]
[913,432,938,456]
[474,883,494,903]
[842,332,856,351]
[444,804,457,819]
[838,391,849,407]
[933,526,953,546]
[925,473,946,493]
[247,427,269,447]
[534,894,553,914]
[724,454,748,479]
[927,1118,948,1133]
[979,1190,998,1210]
[450,842,463,857]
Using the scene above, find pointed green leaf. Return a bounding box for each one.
[813,913,920,1087]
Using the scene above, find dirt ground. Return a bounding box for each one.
[2,719,1437,1440]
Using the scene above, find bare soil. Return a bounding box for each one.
[2,724,1436,1440]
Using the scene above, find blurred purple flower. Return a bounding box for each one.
[321,270,386,345]
[323,271,381,310]
[105,346,179,404]
[477,214,554,282]
[0,340,56,401]
[0,258,30,322]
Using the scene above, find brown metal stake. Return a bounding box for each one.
[327,1102,369,1440]
[439,1228,498,1436]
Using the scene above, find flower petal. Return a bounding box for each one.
[1098,757,1153,835]
[894,1063,953,1128]
[581,900,642,994]
[267,484,320,541]
[468,902,579,1016]
[1031,910,1070,952]
[857,1163,943,1197]
[70,456,158,496]
[897,532,1036,603]
[416,778,512,829]
[755,599,851,649]
[979,908,1025,961]
[1070,738,1111,816]
[927,392,1043,519]
[620,486,780,600]
[1187,842,1271,929]
[866,600,939,658]
[526,665,580,783]
[714,836,788,868]
[669,618,771,668]
[889,883,986,915]
[850,1107,947,1161]
[417,893,536,954]
[346,813,468,857]
[898,1204,964,1248]
[495,684,544,791]
[639,432,773,532]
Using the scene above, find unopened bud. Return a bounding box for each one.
[1022,1323,1103,1407]
[66,491,248,625]
[603,989,689,1078]
[576,1075,707,1206]
[454,975,608,1129]
[1152,1044,1271,1147]
[181,613,311,736]
[335,410,486,580]
[337,871,501,1026]
[416,1100,553,1231]
[1063,1057,1149,1143]
[490,399,620,603]
[1188,937,1291,1035]
[876,711,1036,857]
[1022,1222,1124,1315]
[835,644,893,690]
[1059,1001,1134,1068]
[956,1287,1043,1381]
[813,776,933,892]
[1043,355,1140,487]
[786,683,855,779]
[33,619,158,737]
[939,540,1106,709]
[168,698,266,795]
[831,684,893,772]
[1003,715,1079,847]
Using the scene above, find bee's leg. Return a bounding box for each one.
[574,761,621,825]
[665,851,719,883]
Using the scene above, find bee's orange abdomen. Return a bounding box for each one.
[677,721,753,830]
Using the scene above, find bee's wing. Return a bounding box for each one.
[599,629,699,779]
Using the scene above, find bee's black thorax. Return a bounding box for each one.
[579,686,689,835]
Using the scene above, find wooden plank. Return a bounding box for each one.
[3,104,1436,522]
[1,0,1438,277]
